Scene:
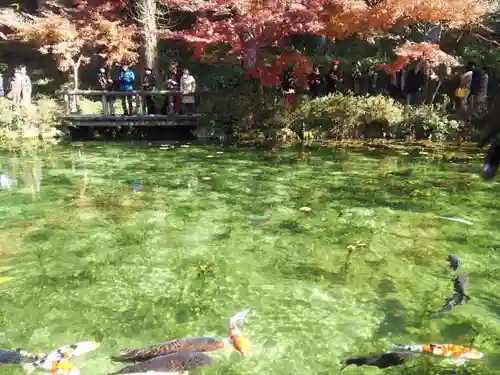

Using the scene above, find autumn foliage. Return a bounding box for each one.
[0,2,138,88]
[160,0,489,86]
[377,42,459,74]
[325,0,487,40]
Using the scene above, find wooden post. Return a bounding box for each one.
[137,91,143,115]
[101,93,108,116]
[63,93,70,114]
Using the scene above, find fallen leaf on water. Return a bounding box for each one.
[0,277,13,284]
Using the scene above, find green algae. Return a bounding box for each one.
[0,143,499,375]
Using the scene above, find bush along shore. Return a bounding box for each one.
[0,97,63,151]
[199,92,464,144]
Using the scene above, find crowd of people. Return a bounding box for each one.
[282,59,490,119]
[97,61,197,116]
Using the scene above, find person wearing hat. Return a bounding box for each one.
[326,60,342,94]
[117,62,135,115]
[142,67,156,115]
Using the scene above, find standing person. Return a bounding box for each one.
[281,68,297,108]
[350,61,363,94]
[98,67,115,115]
[180,69,196,115]
[469,65,488,116]
[404,60,426,105]
[9,68,23,109]
[325,60,342,94]
[117,62,135,116]
[455,61,475,116]
[162,61,181,114]
[19,66,32,106]
[0,73,4,97]
[365,65,378,95]
[142,67,156,115]
[307,65,323,98]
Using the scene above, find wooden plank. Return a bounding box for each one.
[62,122,197,127]
[62,114,199,120]
[61,115,198,127]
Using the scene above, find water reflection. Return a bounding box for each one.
[0,172,15,189]
[0,158,42,198]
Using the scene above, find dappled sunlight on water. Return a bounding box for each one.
[0,143,499,375]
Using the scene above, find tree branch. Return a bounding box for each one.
[473,32,500,47]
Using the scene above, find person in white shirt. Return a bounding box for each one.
[180,69,196,114]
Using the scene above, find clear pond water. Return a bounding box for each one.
[0,143,499,375]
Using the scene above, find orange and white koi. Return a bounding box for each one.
[30,341,100,375]
[390,344,484,362]
[224,309,250,356]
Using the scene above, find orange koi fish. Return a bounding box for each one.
[225,309,250,356]
[390,344,484,362]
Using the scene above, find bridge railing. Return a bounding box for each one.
[56,90,207,116]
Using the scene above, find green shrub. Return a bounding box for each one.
[198,80,286,141]
[288,93,463,141]
[398,104,462,141]
[0,97,63,151]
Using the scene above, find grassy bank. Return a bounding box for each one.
[0,143,499,375]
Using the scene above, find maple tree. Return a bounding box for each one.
[0,2,138,89]
[377,41,459,74]
[160,0,489,87]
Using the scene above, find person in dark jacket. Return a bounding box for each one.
[365,65,378,95]
[307,65,323,98]
[469,65,488,116]
[142,67,156,115]
[98,67,115,115]
[404,61,426,105]
[350,61,363,94]
[161,61,181,114]
[325,60,342,94]
[281,68,297,109]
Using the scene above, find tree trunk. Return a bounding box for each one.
[72,56,82,112]
[136,0,158,76]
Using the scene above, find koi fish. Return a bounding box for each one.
[390,344,484,362]
[447,254,461,272]
[113,310,251,363]
[0,348,29,364]
[226,309,250,356]
[439,217,473,226]
[340,352,416,370]
[109,352,213,374]
[430,276,470,319]
[113,337,224,362]
[29,340,100,375]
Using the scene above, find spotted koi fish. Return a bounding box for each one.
[114,310,251,363]
[26,341,100,375]
[390,344,483,363]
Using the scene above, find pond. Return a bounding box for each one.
[0,143,499,375]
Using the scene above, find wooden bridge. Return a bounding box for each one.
[59,90,205,128]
